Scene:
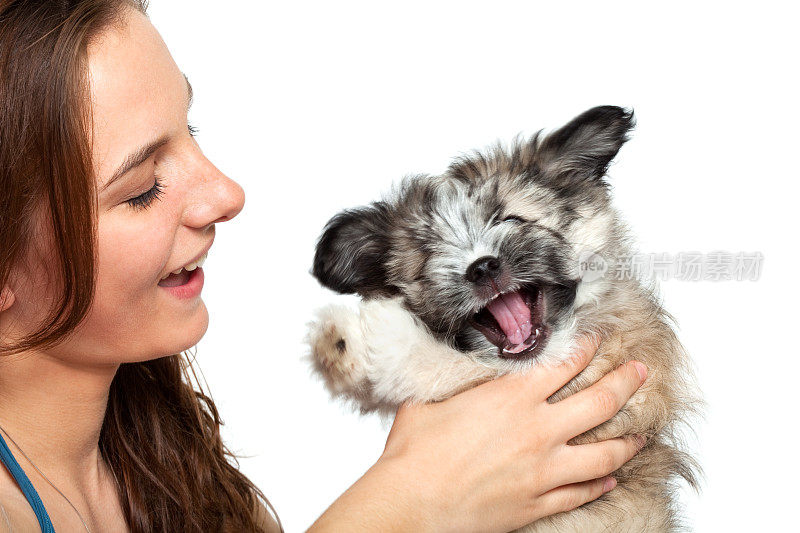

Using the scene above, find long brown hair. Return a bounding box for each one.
[0,1,281,531]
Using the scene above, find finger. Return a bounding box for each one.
[549,435,646,488]
[534,476,617,519]
[550,360,647,441]
[524,333,602,399]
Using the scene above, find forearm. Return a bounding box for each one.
[306,456,434,533]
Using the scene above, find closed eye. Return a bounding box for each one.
[502,215,527,223]
[125,175,165,211]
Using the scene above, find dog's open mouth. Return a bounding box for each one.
[468,285,548,359]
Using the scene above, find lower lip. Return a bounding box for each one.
[498,328,546,359]
[158,267,204,299]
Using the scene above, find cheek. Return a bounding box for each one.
[67,213,180,359]
[96,213,173,302]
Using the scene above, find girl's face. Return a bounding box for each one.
[3,10,245,364]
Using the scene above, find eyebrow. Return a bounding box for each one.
[100,72,194,193]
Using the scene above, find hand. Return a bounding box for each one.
[383,334,648,532]
[307,334,648,533]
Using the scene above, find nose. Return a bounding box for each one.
[183,157,246,227]
[466,256,501,284]
[211,175,245,224]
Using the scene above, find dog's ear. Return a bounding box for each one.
[533,106,635,181]
[312,202,397,297]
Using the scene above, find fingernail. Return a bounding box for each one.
[632,361,648,382]
[602,477,617,492]
[632,434,647,449]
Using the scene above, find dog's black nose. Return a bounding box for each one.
[466,256,501,284]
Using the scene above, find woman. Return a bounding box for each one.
[0,1,648,531]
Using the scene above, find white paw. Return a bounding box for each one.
[305,304,370,396]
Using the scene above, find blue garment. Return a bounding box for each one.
[0,429,55,532]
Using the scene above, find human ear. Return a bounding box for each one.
[0,286,15,313]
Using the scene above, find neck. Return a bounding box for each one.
[0,350,119,491]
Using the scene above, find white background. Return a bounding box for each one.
[147,2,798,531]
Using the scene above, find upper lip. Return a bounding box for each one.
[166,237,214,276]
[475,281,519,311]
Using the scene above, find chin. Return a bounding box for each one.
[150,303,209,360]
[177,303,209,351]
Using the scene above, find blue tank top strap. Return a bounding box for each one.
[0,430,55,533]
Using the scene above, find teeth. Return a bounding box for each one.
[184,252,207,272]
[486,286,518,306]
[160,252,208,280]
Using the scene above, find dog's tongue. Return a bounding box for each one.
[486,290,532,345]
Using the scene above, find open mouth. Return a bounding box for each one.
[468,285,548,359]
[158,251,208,288]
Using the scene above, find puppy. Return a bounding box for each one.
[306,106,701,532]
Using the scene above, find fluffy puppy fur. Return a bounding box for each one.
[306,106,701,532]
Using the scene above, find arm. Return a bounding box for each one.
[306,457,430,532]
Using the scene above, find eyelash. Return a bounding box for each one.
[125,175,165,211]
[124,122,197,211]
